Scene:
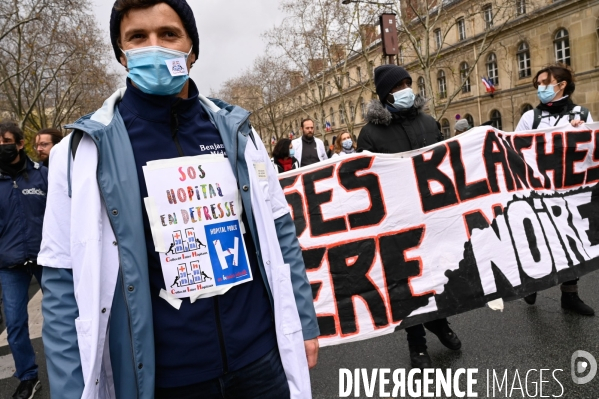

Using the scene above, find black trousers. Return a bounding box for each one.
[405,318,448,349]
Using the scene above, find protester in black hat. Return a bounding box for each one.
[358,65,461,369]
[40,1,319,398]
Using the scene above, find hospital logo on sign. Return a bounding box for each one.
[204,220,251,286]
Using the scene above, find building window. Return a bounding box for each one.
[490,109,502,130]
[554,28,570,65]
[346,72,351,88]
[330,107,335,126]
[399,47,404,64]
[457,18,466,41]
[418,76,426,97]
[517,42,531,78]
[521,103,533,116]
[357,67,362,82]
[460,62,471,93]
[360,98,366,119]
[434,29,442,50]
[483,5,493,29]
[516,0,526,15]
[441,119,450,137]
[486,53,499,85]
[464,114,474,127]
[339,105,346,124]
[437,70,447,99]
[416,38,422,54]
[350,105,356,122]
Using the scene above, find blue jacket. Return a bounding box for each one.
[40,89,318,399]
[0,157,48,268]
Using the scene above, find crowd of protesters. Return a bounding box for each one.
[0,0,595,397]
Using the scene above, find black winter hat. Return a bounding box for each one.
[374,65,412,103]
[110,0,200,64]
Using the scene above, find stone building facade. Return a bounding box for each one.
[252,0,599,148]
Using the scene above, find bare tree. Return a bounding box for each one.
[0,0,118,142]
[214,55,292,152]
[263,0,377,140]
[386,0,526,121]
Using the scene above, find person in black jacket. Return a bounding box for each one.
[0,121,47,399]
[358,65,461,369]
[358,67,443,153]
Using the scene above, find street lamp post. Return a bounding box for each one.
[341,0,398,65]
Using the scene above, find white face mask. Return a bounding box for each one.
[390,87,415,110]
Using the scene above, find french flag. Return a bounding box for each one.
[325,121,332,132]
[482,77,495,94]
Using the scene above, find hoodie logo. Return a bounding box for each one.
[22,188,46,196]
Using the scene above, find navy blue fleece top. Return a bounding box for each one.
[119,79,276,388]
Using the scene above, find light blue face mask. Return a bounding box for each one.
[391,87,415,110]
[289,148,295,157]
[122,46,192,96]
[342,139,353,150]
[537,84,558,104]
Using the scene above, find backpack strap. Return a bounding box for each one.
[532,108,543,130]
[67,130,84,198]
[70,130,84,159]
[569,106,589,123]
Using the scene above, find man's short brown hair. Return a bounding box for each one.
[300,118,313,129]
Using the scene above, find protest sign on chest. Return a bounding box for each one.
[143,154,252,299]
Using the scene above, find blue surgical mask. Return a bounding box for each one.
[537,84,558,104]
[342,139,353,150]
[122,46,192,96]
[391,87,415,110]
[289,148,295,157]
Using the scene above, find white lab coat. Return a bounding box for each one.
[38,91,311,399]
[515,104,593,131]
[292,137,328,166]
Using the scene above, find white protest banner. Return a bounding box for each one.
[279,123,599,347]
[143,155,252,300]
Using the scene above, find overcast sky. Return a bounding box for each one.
[91,0,286,94]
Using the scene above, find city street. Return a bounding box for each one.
[1,272,598,398]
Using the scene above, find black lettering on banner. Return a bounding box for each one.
[378,227,432,323]
[301,246,337,337]
[585,130,599,184]
[280,176,307,236]
[328,238,388,335]
[512,135,543,189]
[303,166,347,237]
[483,130,515,193]
[578,185,599,246]
[463,210,490,238]
[536,133,564,189]
[564,131,591,188]
[338,157,386,229]
[447,141,490,202]
[499,134,530,190]
[413,145,459,212]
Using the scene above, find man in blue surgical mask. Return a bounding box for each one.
[39,1,319,398]
[358,65,459,370]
